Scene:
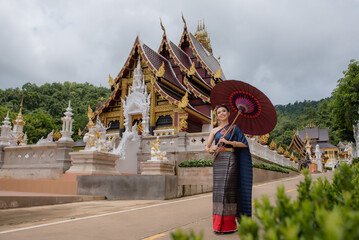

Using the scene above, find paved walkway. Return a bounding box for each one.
[0,171,334,240]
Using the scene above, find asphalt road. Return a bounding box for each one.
[0,171,334,240]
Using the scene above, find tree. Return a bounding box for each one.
[331,59,359,142]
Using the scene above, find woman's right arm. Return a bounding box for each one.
[205,129,216,153]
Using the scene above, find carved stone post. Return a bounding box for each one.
[59,101,74,142]
[0,111,11,146]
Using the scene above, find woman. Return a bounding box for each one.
[205,104,253,234]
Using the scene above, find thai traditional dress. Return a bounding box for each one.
[212,124,253,233]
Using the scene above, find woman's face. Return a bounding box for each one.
[216,107,230,121]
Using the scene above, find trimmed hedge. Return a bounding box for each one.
[281,165,300,173]
[252,162,290,174]
[178,159,213,167]
[178,159,293,174]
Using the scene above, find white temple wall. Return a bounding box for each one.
[0,141,74,179]
[116,138,140,174]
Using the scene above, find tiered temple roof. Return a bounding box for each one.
[289,126,338,158]
[95,17,225,134]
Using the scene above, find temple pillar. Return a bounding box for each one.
[0,146,4,168]
[120,79,128,131]
[150,83,156,134]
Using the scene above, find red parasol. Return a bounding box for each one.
[211,80,277,136]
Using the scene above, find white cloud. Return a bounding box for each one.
[0,0,358,104]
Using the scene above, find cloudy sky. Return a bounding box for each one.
[1,0,359,105]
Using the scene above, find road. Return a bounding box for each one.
[0,171,333,240]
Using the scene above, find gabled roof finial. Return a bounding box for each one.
[181,12,187,28]
[160,18,166,34]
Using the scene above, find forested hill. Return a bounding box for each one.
[0,82,111,143]
[271,97,338,149]
[0,82,337,146]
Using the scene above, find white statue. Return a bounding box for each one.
[82,106,110,152]
[112,124,139,159]
[148,136,168,162]
[315,144,321,159]
[36,130,54,145]
[315,144,323,172]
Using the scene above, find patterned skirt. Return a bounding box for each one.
[213,151,237,233]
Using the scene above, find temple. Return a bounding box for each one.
[288,125,338,166]
[94,16,225,136]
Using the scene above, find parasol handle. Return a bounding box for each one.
[213,110,242,159]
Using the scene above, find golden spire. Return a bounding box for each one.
[19,96,23,114]
[194,19,213,54]
[305,130,309,142]
[156,62,165,77]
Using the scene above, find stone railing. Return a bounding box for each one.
[137,132,296,174]
[186,133,209,151]
[247,138,297,167]
[0,141,75,179]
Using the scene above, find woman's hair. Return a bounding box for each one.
[215,104,230,113]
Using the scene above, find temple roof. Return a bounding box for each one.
[297,127,330,142]
[311,142,337,149]
[142,43,187,93]
[96,22,226,124]
[189,33,226,80]
[289,126,338,157]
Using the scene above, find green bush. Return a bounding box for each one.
[171,229,203,240]
[352,157,359,165]
[178,159,213,167]
[239,164,359,240]
[325,166,333,171]
[281,165,300,173]
[178,159,295,175]
[252,162,290,174]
